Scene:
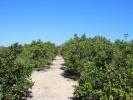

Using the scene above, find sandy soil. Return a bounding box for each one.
[28,56,77,100]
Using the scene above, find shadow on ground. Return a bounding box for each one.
[60,66,79,81]
[68,97,75,100]
[19,90,33,100]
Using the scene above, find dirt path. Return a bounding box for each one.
[28,56,77,100]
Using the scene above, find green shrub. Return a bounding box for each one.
[0,41,57,99]
[61,35,133,99]
[23,40,57,69]
[0,43,33,99]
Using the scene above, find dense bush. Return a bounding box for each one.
[0,43,33,99]
[61,35,133,99]
[0,40,57,99]
[21,40,57,69]
[61,34,91,75]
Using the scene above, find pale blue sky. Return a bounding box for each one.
[0,0,133,46]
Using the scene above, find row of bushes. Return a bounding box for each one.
[19,40,57,70]
[0,40,57,99]
[61,34,133,100]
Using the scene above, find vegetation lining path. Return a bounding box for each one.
[28,56,77,100]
